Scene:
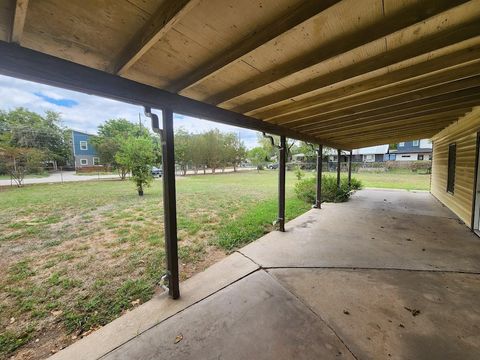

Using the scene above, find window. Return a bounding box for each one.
[93,157,100,165]
[401,155,410,158]
[399,142,405,147]
[429,155,432,160]
[80,159,88,166]
[80,141,88,150]
[418,155,424,160]
[447,143,456,194]
[413,140,419,146]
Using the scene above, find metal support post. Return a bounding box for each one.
[348,150,353,189]
[337,149,341,190]
[278,136,286,232]
[314,144,323,208]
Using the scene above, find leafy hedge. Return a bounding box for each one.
[295,175,362,204]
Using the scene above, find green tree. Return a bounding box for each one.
[0,108,71,167]
[0,145,45,186]
[92,118,150,179]
[223,133,246,171]
[115,136,155,196]
[174,128,192,176]
[248,147,269,171]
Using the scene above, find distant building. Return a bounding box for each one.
[352,145,389,162]
[72,130,99,167]
[389,139,432,161]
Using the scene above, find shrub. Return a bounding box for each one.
[294,175,362,204]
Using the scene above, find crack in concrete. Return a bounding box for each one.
[263,269,360,360]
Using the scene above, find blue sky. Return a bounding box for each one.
[0,74,260,148]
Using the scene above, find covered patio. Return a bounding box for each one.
[1,0,480,358]
[50,189,480,359]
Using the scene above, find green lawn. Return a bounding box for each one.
[0,171,308,359]
[353,169,431,190]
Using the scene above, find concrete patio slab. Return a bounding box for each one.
[271,268,480,360]
[102,270,355,360]
[50,252,258,360]
[240,191,480,272]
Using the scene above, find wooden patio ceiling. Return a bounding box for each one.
[1,0,479,149]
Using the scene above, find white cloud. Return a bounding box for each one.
[0,74,260,148]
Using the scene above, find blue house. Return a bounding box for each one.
[72,130,99,167]
[387,139,432,161]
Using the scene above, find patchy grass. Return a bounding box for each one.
[353,169,430,190]
[0,170,306,359]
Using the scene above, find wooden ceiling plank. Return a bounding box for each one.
[269,65,480,126]
[306,105,477,137]
[206,0,470,105]
[330,118,457,142]
[296,92,480,132]
[236,20,480,115]
[168,0,340,93]
[0,40,344,149]
[254,41,480,120]
[9,0,28,44]
[267,60,480,124]
[315,111,469,139]
[115,0,200,75]
[291,81,480,129]
[321,118,461,141]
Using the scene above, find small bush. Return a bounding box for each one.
[294,175,362,204]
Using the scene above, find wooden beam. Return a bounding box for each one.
[297,92,480,132]
[0,41,344,149]
[114,0,200,75]
[9,0,28,44]
[253,42,480,120]
[205,0,470,105]
[234,20,480,115]
[272,66,480,126]
[168,0,340,93]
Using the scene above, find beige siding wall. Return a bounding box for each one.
[431,107,480,227]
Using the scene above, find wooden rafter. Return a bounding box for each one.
[114,0,200,75]
[9,0,28,44]
[315,110,470,139]
[252,41,480,120]
[205,0,470,105]
[235,21,480,115]
[267,60,480,124]
[305,103,478,136]
[168,0,340,93]
[294,88,480,130]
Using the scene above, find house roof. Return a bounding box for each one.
[353,145,389,155]
[1,1,479,149]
